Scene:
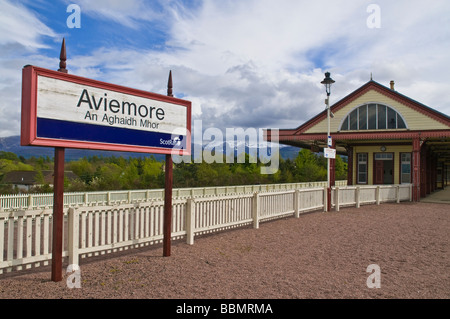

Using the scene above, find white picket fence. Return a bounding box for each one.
[332,184,412,210]
[0,181,346,212]
[0,183,412,274]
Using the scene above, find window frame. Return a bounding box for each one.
[357,152,368,184]
[339,103,408,131]
[374,153,393,160]
[400,152,412,184]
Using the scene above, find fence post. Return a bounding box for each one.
[356,187,360,208]
[28,195,33,210]
[335,187,340,212]
[252,192,259,229]
[323,186,328,212]
[294,189,300,218]
[376,186,381,205]
[396,185,400,203]
[186,197,195,245]
[68,207,80,267]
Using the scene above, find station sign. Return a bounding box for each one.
[324,147,336,159]
[21,65,191,155]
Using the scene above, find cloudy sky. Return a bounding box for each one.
[1,0,449,139]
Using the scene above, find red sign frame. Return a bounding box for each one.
[21,65,191,155]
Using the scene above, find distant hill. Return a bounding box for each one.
[0,136,165,161]
[0,135,300,162]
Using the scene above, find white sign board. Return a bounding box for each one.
[21,65,191,155]
[324,147,336,159]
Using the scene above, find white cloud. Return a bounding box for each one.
[0,0,57,49]
[0,0,449,138]
[0,0,60,137]
[69,0,162,29]
[166,0,366,75]
[157,0,450,129]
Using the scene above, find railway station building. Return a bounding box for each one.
[265,79,450,201]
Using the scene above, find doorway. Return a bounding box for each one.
[374,153,394,184]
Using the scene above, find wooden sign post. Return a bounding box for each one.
[164,71,174,257]
[51,147,65,281]
[21,40,191,281]
[164,154,173,257]
[51,39,67,282]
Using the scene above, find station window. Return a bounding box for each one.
[375,153,393,160]
[401,153,412,184]
[357,153,368,184]
[340,104,407,131]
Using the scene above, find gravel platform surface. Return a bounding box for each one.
[0,202,448,300]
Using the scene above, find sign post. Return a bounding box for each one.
[164,71,174,257]
[51,39,67,282]
[51,147,65,281]
[164,154,173,256]
[21,40,191,281]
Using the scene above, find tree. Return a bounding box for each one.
[120,161,140,189]
[196,162,219,186]
[0,159,34,178]
[140,157,164,188]
[294,149,326,182]
[335,155,348,180]
[68,158,95,184]
[173,162,197,187]
[94,163,123,190]
[0,151,19,161]
[278,158,295,183]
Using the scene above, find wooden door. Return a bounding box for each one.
[375,160,384,184]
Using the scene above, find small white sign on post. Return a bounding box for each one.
[324,147,336,159]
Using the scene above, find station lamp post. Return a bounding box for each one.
[321,72,335,212]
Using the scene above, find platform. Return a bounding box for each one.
[421,186,450,204]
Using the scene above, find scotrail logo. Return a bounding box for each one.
[173,136,181,146]
[160,137,182,146]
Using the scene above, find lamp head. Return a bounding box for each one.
[321,72,335,96]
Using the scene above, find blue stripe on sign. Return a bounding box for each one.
[36,118,186,150]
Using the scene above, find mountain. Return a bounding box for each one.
[0,136,166,161]
[192,140,300,161]
[0,135,300,162]
[279,146,301,160]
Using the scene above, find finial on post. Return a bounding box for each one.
[58,38,68,73]
[167,70,173,97]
